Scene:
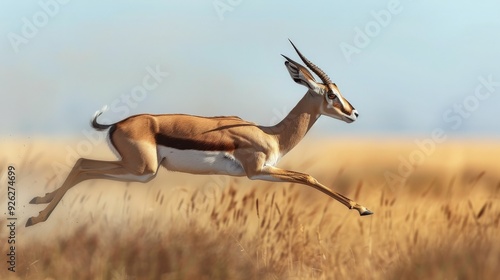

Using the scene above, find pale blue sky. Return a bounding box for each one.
[1,0,500,138]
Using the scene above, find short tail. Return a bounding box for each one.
[91,105,113,130]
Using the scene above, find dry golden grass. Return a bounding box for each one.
[1,137,499,279]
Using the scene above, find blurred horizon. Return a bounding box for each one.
[1,1,500,139]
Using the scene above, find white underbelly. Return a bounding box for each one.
[157,146,245,176]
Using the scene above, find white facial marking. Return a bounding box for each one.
[327,99,334,109]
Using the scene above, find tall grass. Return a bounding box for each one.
[1,138,499,279]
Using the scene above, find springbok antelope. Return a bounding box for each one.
[26,41,373,227]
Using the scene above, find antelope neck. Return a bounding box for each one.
[265,92,321,156]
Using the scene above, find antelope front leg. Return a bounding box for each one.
[249,165,373,216]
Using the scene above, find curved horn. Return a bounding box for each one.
[288,39,332,85]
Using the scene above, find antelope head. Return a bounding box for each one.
[282,40,359,123]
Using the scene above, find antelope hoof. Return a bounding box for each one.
[25,217,35,227]
[353,204,373,216]
[26,212,46,227]
[29,193,53,204]
[360,209,374,216]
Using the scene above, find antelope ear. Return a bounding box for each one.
[282,55,324,94]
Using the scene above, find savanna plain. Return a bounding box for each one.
[1,137,499,280]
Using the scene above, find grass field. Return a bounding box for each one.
[1,137,499,279]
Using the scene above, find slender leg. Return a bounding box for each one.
[29,159,126,204]
[26,158,158,227]
[249,165,373,216]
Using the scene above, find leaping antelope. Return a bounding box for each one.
[26,41,373,227]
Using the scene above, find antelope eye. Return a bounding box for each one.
[327,93,336,100]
